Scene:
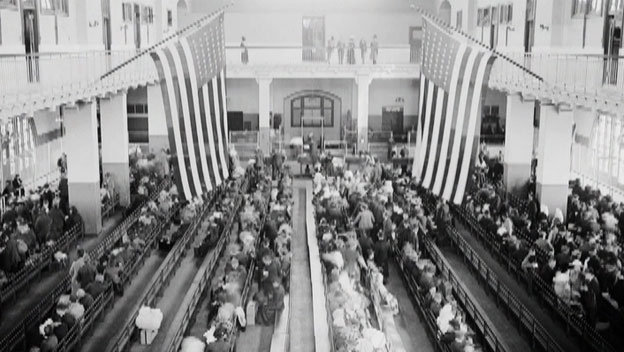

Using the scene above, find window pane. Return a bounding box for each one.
[292,98,301,108]
[292,108,301,127]
[323,108,332,126]
[304,96,321,108]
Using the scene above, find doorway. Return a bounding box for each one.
[22,3,39,83]
[302,16,325,62]
[409,26,422,63]
[101,0,111,51]
[524,0,536,55]
[603,8,622,85]
[382,106,404,141]
[134,4,141,49]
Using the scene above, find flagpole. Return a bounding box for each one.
[411,5,544,82]
[99,1,234,80]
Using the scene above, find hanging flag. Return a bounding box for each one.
[412,17,496,205]
[150,13,230,201]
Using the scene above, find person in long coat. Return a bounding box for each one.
[337,39,345,64]
[347,37,356,65]
[359,38,368,64]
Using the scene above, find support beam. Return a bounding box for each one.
[356,74,372,152]
[100,92,131,207]
[504,94,535,196]
[536,103,574,218]
[64,102,102,235]
[257,77,273,154]
[147,84,170,153]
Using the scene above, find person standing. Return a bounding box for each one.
[374,234,390,283]
[327,36,335,63]
[337,39,345,64]
[240,36,249,64]
[359,38,368,64]
[370,34,379,64]
[347,37,356,65]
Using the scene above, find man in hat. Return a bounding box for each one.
[326,36,335,63]
[354,203,374,238]
[85,273,106,298]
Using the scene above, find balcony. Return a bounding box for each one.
[224,45,420,79]
[0,51,158,119]
[489,52,624,115]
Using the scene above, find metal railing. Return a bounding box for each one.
[163,183,248,352]
[420,193,567,352]
[226,44,414,66]
[490,52,624,106]
[0,50,153,95]
[0,178,170,352]
[422,190,617,352]
[105,198,213,352]
[230,130,259,145]
[0,222,83,304]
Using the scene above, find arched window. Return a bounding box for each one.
[439,0,452,24]
[291,94,334,127]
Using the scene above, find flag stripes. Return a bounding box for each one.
[415,18,496,205]
[150,15,229,201]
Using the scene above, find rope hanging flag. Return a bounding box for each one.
[99,2,234,81]
[411,5,544,82]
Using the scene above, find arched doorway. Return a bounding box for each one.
[176,0,188,28]
[439,0,451,24]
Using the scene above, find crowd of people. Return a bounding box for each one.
[309,154,487,352]
[463,151,624,333]
[179,151,293,352]
[0,171,79,286]
[32,179,182,351]
[326,35,379,65]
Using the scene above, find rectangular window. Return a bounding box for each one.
[41,0,55,14]
[491,6,499,25]
[168,10,173,26]
[572,0,604,17]
[0,0,18,9]
[122,3,133,23]
[477,8,483,27]
[507,4,513,22]
[456,10,463,30]
[483,7,491,26]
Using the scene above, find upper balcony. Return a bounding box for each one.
[223,45,420,79]
[1,47,623,120]
[0,50,158,120]
[489,52,624,116]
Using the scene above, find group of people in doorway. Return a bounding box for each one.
[326,35,379,64]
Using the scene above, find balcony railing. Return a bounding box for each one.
[490,52,624,110]
[225,44,414,66]
[0,50,157,118]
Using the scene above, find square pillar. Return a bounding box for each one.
[147,84,169,153]
[356,75,372,152]
[536,103,573,218]
[64,102,102,235]
[504,94,535,195]
[257,77,273,154]
[100,92,131,207]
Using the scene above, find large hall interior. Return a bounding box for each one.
[0,0,623,352]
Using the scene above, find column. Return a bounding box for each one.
[356,74,372,152]
[503,94,535,195]
[64,101,102,235]
[147,84,169,153]
[257,77,273,154]
[100,92,131,207]
[535,103,574,218]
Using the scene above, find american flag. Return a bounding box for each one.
[151,14,229,201]
[412,18,496,205]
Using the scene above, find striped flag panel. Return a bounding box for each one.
[414,18,496,205]
[150,14,229,201]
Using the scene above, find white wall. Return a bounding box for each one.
[447,0,606,54]
[368,79,419,131]
[0,8,23,54]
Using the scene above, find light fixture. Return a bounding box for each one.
[539,24,550,31]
